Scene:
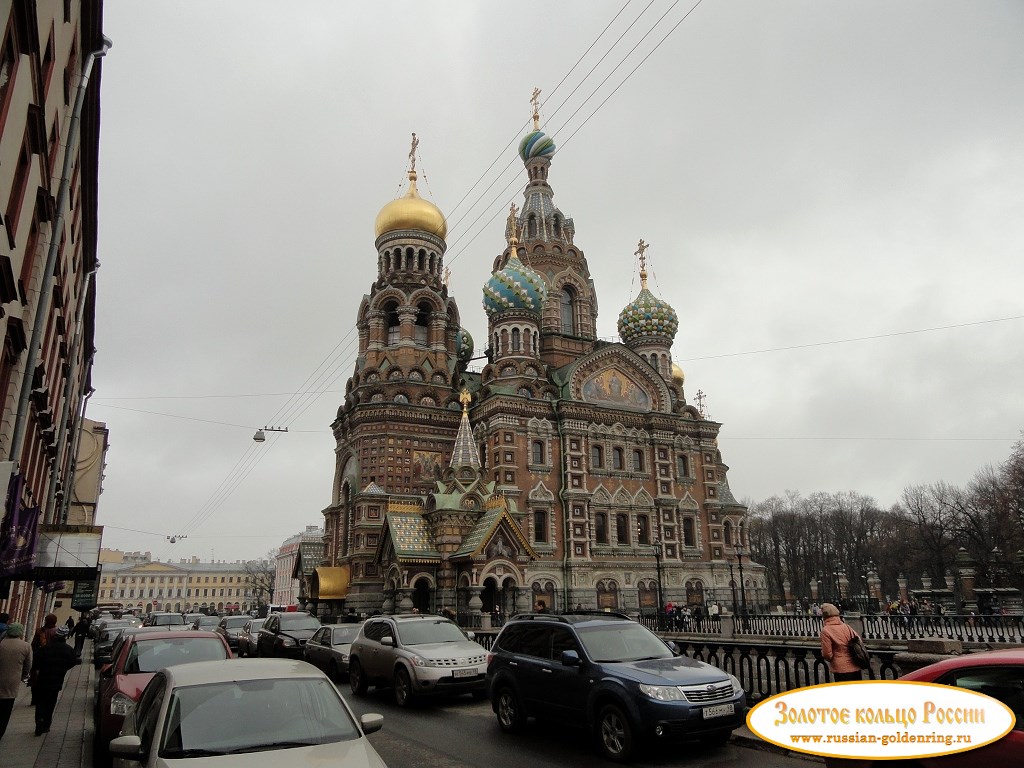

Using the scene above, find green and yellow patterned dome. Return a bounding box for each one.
[617,285,679,343]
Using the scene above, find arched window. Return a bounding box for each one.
[511,327,521,352]
[632,449,644,472]
[591,444,603,469]
[612,447,624,471]
[615,514,629,545]
[384,301,400,345]
[559,287,575,334]
[553,214,561,238]
[414,302,431,344]
[594,512,608,544]
[723,520,733,546]
[533,509,548,543]
[683,518,695,547]
[528,214,538,238]
[677,454,689,479]
[417,249,425,271]
[531,440,545,465]
[636,514,650,545]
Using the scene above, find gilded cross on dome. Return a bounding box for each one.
[531,88,542,130]
[408,132,419,174]
[459,388,472,410]
[635,238,650,288]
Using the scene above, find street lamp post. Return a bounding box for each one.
[736,546,748,616]
[653,538,664,617]
[727,561,738,615]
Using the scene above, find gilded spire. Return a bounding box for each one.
[408,132,419,177]
[450,389,481,469]
[530,87,542,130]
[635,238,649,289]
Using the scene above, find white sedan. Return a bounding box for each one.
[109,659,387,768]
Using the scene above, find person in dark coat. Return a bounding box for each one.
[31,613,59,652]
[72,615,90,657]
[30,625,79,735]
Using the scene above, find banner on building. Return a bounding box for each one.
[0,466,41,578]
[30,524,102,581]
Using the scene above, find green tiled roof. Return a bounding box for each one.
[453,506,504,558]
[386,513,440,561]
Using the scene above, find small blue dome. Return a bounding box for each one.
[617,287,679,343]
[483,256,548,316]
[519,130,556,162]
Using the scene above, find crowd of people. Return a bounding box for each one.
[0,612,87,742]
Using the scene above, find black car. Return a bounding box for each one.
[92,626,127,669]
[214,615,250,652]
[486,611,746,761]
[255,612,321,658]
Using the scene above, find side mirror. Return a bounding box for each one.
[108,734,145,761]
[380,636,395,647]
[560,649,581,667]
[465,631,476,640]
[666,640,680,656]
[360,712,384,735]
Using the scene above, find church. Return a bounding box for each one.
[314,100,761,621]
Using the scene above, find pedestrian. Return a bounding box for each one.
[31,613,59,652]
[29,625,79,736]
[0,612,9,636]
[72,615,90,657]
[534,599,548,614]
[0,623,33,742]
[440,605,455,621]
[819,603,863,682]
[63,616,75,633]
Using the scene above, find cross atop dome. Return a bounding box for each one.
[408,132,419,175]
[635,238,650,289]
[531,87,542,130]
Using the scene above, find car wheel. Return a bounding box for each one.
[350,660,368,695]
[394,667,414,708]
[495,686,525,733]
[328,660,340,682]
[597,703,635,762]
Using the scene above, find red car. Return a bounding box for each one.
[896,648,1023,768]
[94,629,231,763]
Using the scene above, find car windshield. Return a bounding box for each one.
[152,615,185,626]
[279,615,320,630]
[247,620,265,632]
[396,619,467,645]
[332,626,360,644]
[197,617,220,627]
[578,623,674,663]
[125,638,228,673]
[159,677,360,757]
[223,617,248,629]
[101,628,125,643]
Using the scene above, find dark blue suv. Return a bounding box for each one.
[486,612,746,761]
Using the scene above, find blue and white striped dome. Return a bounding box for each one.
[483,256,548,316]
[518,130,556,162]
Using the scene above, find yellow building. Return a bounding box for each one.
[98,551,255,615]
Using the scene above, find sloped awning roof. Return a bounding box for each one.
[311,565,350,600]
[383,512,441,563]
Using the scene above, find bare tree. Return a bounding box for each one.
[243,551,276,615]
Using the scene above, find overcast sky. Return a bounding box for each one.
[91,1,1024,565]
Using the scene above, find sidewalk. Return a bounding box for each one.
[4,643,96,768]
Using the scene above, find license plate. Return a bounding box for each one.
[452,667,476,678]
[702,703,735,719]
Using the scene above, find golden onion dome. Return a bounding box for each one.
[671,363,685,385]
[374,171,447,240]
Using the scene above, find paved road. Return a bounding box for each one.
[344,688,815,768]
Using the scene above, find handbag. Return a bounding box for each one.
[848,631,870,669]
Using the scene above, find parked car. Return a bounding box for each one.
[90,613,115,639]
[191,615,221,632]
[140,612,190,630]
[94,630,232,764]
[888,648,1024,768]
[93,627,128,669]
[486,611,746,761]
[214,615,250,653]
[236,618,265,658]
[305,623,363,681]
[183,613,204,626]
[107,659,387,768]
[348,614,488,707]
[256,612,321,659]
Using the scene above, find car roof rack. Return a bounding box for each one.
[508,610,633,623]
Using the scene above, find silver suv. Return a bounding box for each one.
[348,615,488,706]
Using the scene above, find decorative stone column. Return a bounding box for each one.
[783,579,793,612]
[468,586,484,627]
[397,589,415,615]
[810,579,820,602]
[382,589,395,616]
[956,548,978,615]
[515,588,531,615]
[897,573,908,603]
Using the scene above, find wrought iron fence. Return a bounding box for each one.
[863,613,1024,644]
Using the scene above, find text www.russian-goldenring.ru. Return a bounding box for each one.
[790,732,972,747]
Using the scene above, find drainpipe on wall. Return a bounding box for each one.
[7,36,111,478]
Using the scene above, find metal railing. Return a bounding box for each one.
[863,613,1024,644]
